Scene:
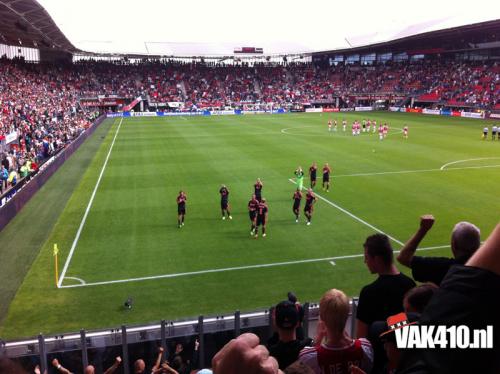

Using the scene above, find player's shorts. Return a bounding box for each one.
[483,132,488,136]
[293,202,300,211]
[249,211,257,221]
[304,205,313,213]
[256,215,266,226]
[323,175,330,182]
[255,194,262,202]
[178,206,186,215]
[310,175,317,182]
[221,201,228,210]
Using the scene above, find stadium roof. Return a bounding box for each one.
[1,0,500,56]
[0,0,76,51]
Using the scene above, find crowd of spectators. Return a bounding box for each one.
[0,57,98,196]
[3,57,497,118]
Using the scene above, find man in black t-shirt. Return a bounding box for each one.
[397,215,480,285]
[356,233,415,374]
[267,300,312,370]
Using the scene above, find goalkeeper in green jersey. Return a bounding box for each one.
[294,166,305,191]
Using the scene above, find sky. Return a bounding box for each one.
[37,0,500,55]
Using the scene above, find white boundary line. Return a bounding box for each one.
[440,157,500,170]
[58,118,124,288]
[59,244,449,289]
[334,164,500,178]
[288,179,404,246]
[65,277,87,285]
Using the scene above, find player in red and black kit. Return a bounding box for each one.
[309,162,317,189]
[248,194,259,235]
[177,191,187,228]
[304,188,317,225]
[292,188,303,223]
[322,163,332,192]
[254,178,263,201]
[219,184,232,220]
[255,198,268,238]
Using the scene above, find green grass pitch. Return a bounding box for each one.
[1,112,500,339]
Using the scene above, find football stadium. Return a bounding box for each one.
[0,1,500,373]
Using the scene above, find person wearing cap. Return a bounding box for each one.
[299,289,373,374]
[267,300,312,370]
[368,312,419,374]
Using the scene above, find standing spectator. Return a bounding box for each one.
[299,289,373,374]
[397,215,480,285]
[0,164,8,192]
[267,300,312,370]
[356,234,416,337]
[356,233,415,374]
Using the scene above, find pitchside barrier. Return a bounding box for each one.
[0,115,107,232]
[109,107,494,118]
[0,300,358,373]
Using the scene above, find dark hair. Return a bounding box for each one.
[287,291,297,303]
[404,283,438,314]
[364,233,393,266]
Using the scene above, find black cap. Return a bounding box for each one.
[275,301,298,330]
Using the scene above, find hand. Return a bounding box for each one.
[212,333,282,374]
[115,357,122,365]
[195,339,200,350]
[34,365,41,374]
[419,214,435,232]
[52,359,60,367]
[158,346,164,353]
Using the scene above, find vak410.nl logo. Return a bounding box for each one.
[384,313,493,349]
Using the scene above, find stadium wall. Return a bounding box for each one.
[109,108,488,118]
[0,115,106,232]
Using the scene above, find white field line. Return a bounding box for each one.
[439,157,500,170]
[334,163,500,178]
[58,118,124,288]
[65,277,87,285]
[288,179,404,246]
[59,244,449,289]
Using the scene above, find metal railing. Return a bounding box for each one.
[1,299,358,373]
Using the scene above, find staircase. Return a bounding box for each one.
[123,96,143,111]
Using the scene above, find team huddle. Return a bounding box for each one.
[176,163,332,237]
[328,118,409,140]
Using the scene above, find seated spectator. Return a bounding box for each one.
[397,215,480,285]
[299,289,373,374]
[267,300,312,370]
[403,283,438,314]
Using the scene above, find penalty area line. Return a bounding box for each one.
[59,244,448,289]
[288,179,404,246]
[58,117,124,288]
